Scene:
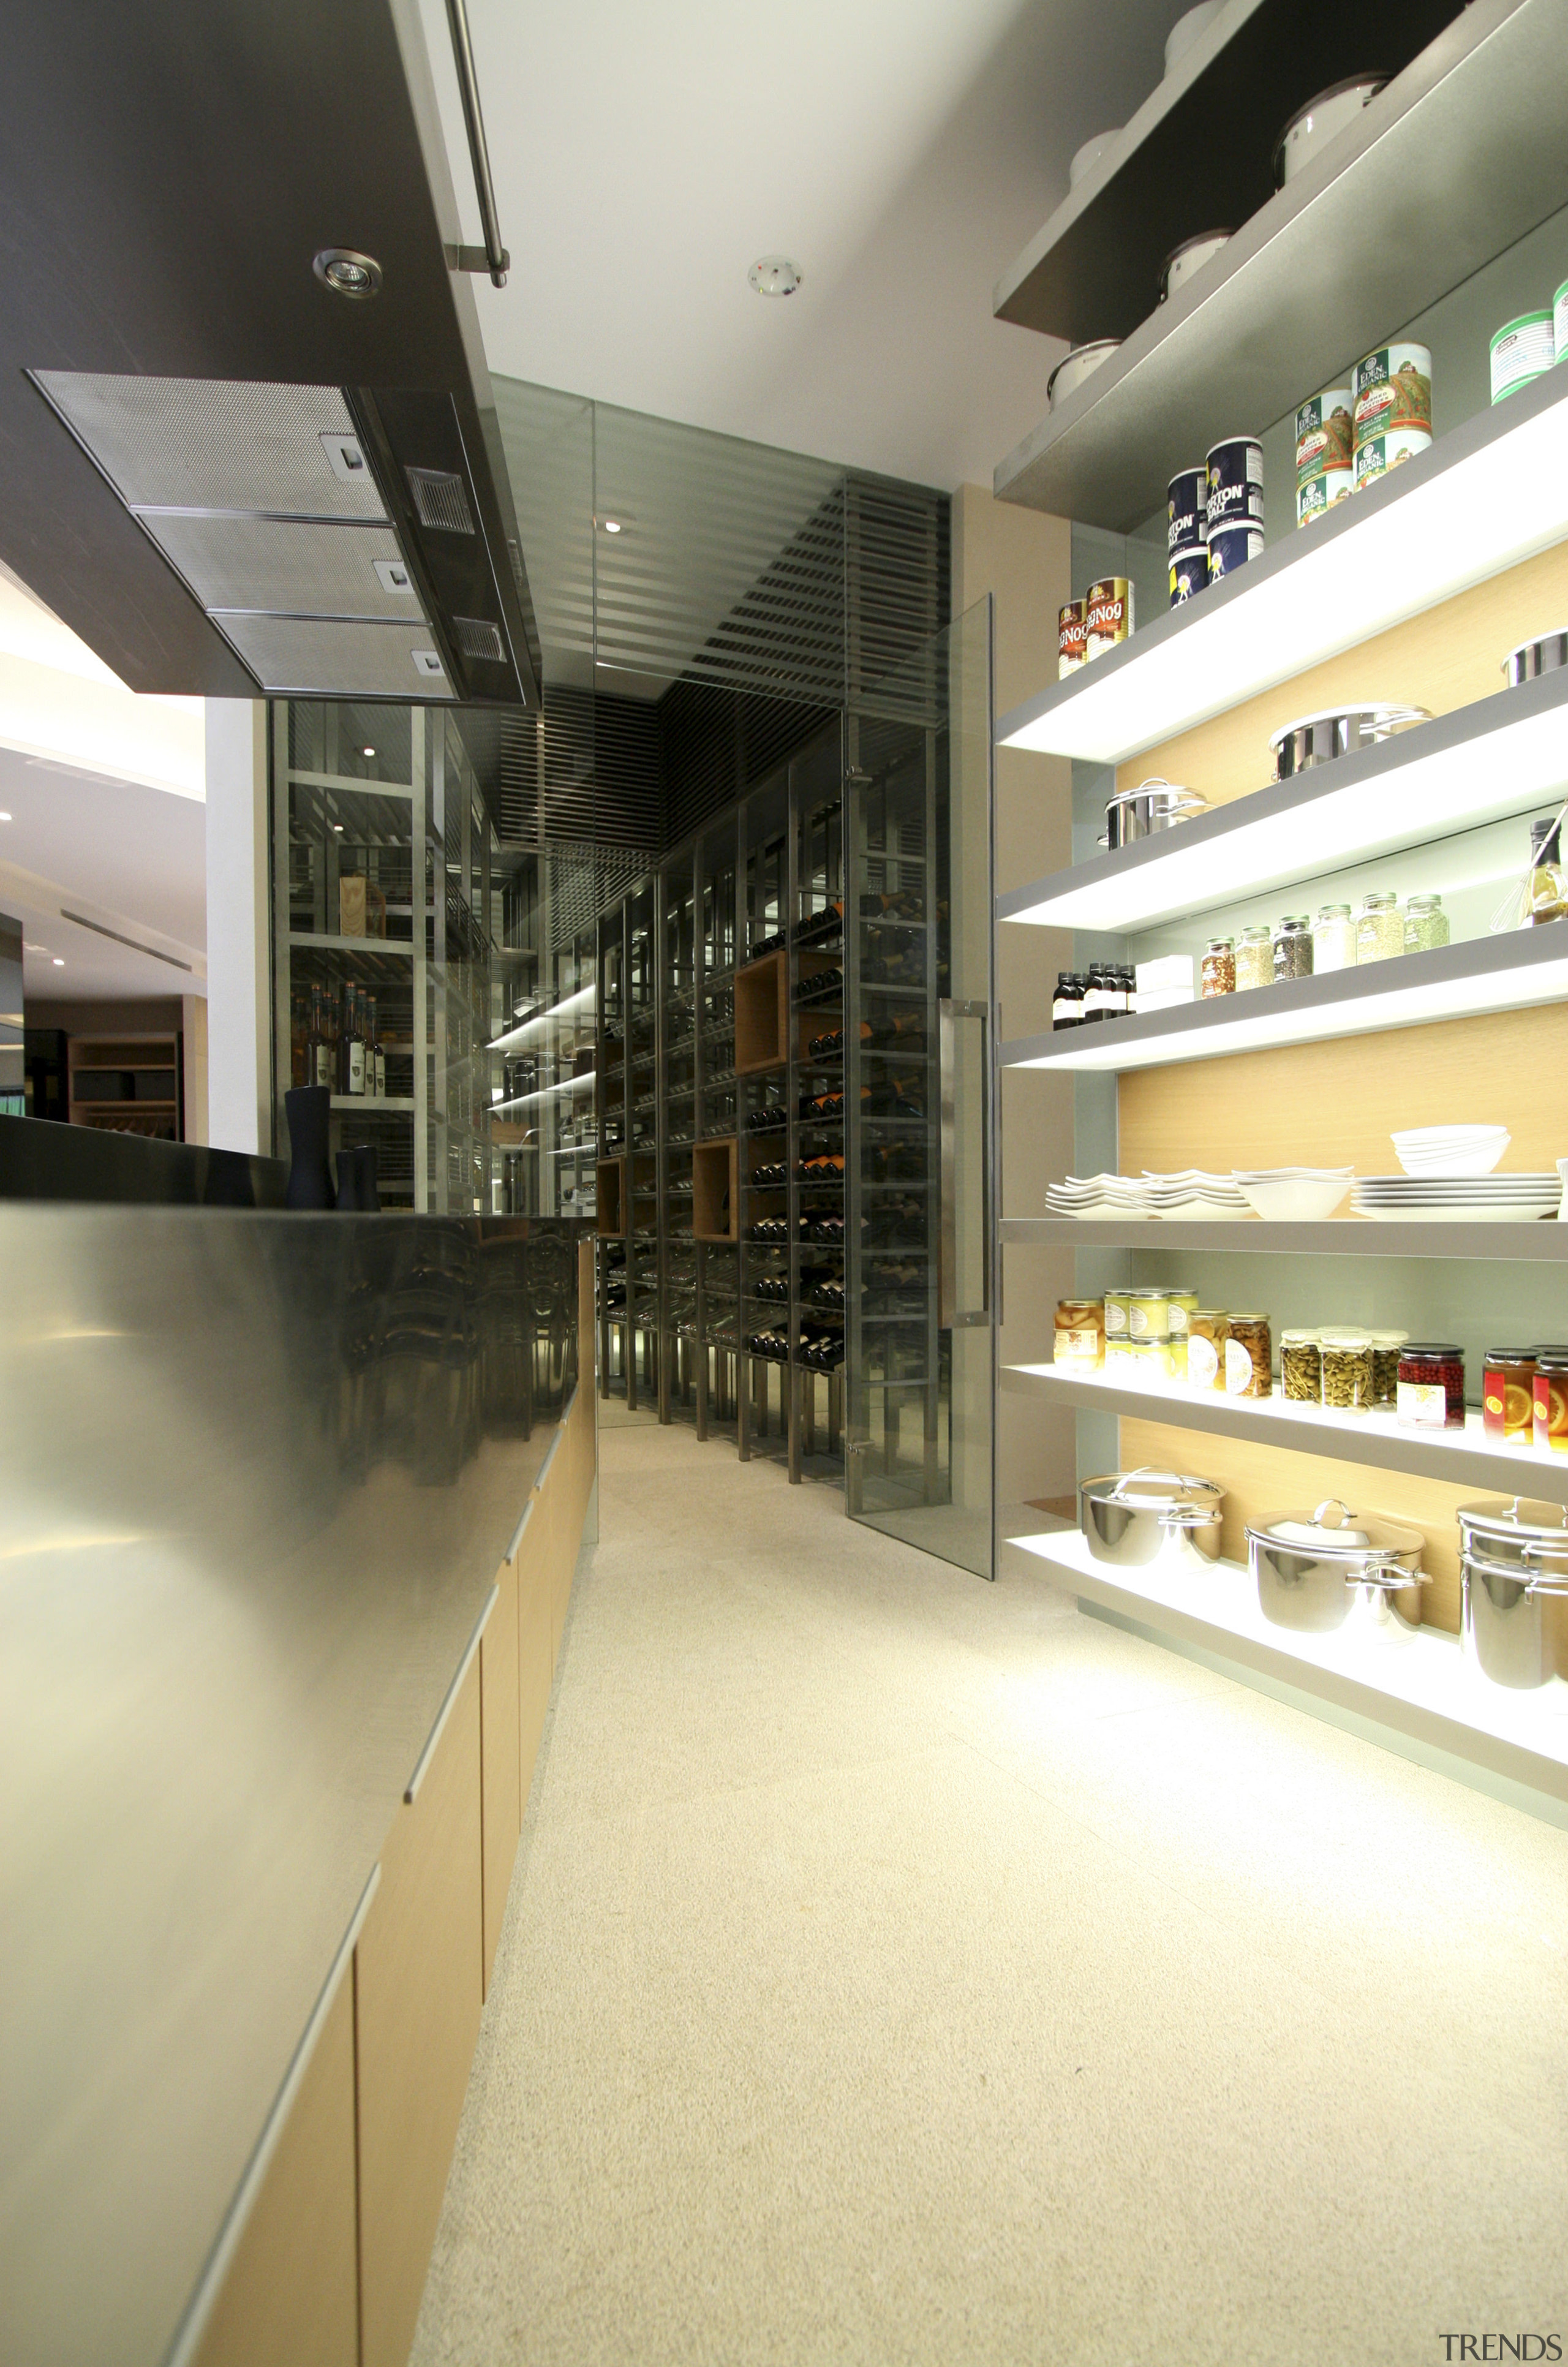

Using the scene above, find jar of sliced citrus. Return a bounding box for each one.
[1483,1348,1537,1440]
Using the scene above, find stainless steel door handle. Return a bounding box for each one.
[938,996,992,1329]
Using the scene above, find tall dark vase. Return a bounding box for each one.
[334,1144,362,1212]
[355,1142,382,1213]
[284,1084,335,1210]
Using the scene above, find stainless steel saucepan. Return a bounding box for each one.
[1246,1498,1427,1636]
[1099,777,1209,850]
[1080,1468,1224,1571]
[1457,1498,1568,1688]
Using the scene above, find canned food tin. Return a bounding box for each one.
[1352,343,1431,447]
[1169,545,1208,605]
[1058,600,1086,678]
[1085,577,1133,662]
[1205,437,1264,530]
[1556,279,1568,365]
[1295,385,1354,472]
[1353,425,1431,491]
[1297,466,1352,526]
[1167,466,1207,554]
[1490,311,1555,404]
[1207,516,1264,579]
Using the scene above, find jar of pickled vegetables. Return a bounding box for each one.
[1396,1342,1464,1429]
[1370,1329,1408,1409]
[1224,1311,1272,1398]
[1186,1310,1228,1391]
[1280,1329,1322,1401]
[1482,1346,1536,1439]
[1320,1326,1373,1413]
[1054,1297,1104,1370]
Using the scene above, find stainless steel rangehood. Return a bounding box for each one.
[0,0,539,708]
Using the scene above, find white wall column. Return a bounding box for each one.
[203,699,271,1155]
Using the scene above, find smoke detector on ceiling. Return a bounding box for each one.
[748,256,802,298]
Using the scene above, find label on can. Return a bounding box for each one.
[1295,388,1354,473]
[1396,1378,1446,1427]
[1169,545,1208,605]
[1085,577,1132,660]
[1206,437,1264,531]
[1058,600,1086,676]
[1556,279,1568,365]
[1352,345,1432,445]
[1490,312,1555,404]
[1207,519,1264,578]
[1353,426,1432,491]
[1167,467,1206,554]
[1297,467,1352,526]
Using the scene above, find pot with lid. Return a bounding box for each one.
[1048,340,1120,410]
[1456,1497,1568,1688]
[1100,777,1209,849]
[1270,704,1430,779]
[1246,1497,1427,1635]
[1080,1468,1224,1572]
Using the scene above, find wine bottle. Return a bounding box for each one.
[309,984,331,1090]
[344,983,366,1097]
[368,994,385,1098]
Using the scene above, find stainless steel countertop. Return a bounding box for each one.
[0,1209,586,2367]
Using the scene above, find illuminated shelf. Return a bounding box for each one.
[992,0,1567,529]
[1000,1217,1568,1260]
[998,668,1568,934]
[994,365,1568,766]
[288,933,413,957]
[328,1094,415,1112]
[1005,1359,1568,1501]
[1008,1527,1568,1822]
[1000,927,1568,1073]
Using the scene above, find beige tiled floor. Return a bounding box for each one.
[411,1426,1568,2365]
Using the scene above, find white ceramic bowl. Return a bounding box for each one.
[1392,1126,1510,1176]
[1165,1,1221,74]
[1069,132,1120,187]
[1047,339,1120,410]
[1235,1175,1353,1221]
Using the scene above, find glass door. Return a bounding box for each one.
[844,596,994,1578]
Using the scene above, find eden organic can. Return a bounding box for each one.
[1084,577,1133,662]
[1167,466,1207,556]
[1352,342,1431,448]
[1205,436,1264,531]
[1490,311,1555,404]
[1353,424,1432,491]
[1295,383,1354,529]
[1297,465,1352,526]
[1058,599,1087,677]
[1557,279,1568,365]
[1206,516,1264,580]
[1169,545,1208,606]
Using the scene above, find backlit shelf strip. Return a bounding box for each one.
[1009,1528,1568,1816]
[998,669,1568,934]
[999,1217,1568,1260]
[994,366,1568,766]
[1000,927,1568,1073]
[1005,1360,1568,1502]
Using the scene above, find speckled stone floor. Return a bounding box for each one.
[410,1424,1568,2366]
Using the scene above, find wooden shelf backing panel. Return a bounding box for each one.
[1115,540,1568,804]
[734,952,789,1074]
[692,1138,739,1242]
[1117,999,1568,1179]
[1122,1413,1568,1677]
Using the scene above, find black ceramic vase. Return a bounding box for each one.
[355,1143,382,1213]
[335,1145,362,1212]
[284,1084,335,1210]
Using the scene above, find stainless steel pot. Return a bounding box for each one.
[1272,75,1385,186]
[1047,339,1120,410]
[1456,1497,1568,1688]
[1246,1498,1427,1634]
[1159,230,1231,302]
[1100,777,1208,849]
[1270,704,1430,780]
[1503,630,1568,687]
[1080,1468,1224,1571]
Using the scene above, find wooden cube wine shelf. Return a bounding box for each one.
[595,1157,626,1238]
[692,1138,739,1242]
[734,953,788,1074]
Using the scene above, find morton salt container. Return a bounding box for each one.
[1167,466,1207,554]
[1205,437,1264,530]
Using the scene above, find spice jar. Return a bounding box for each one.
[1320,1326,1374,1413]
[1280,1329,1322,1402]
[1126,1287,1171,1341]
[1531,1347,1568,1450]
[1272,914,1313,982]
[1313,902,1357,972]
[1396,1342,1465,1430]
[1483,1346,1537,1439]
[1403,893,1449,953]
[1055,1297,1104,1370]
[1370,1330,1408,1409]
[1225,1311,1272,1398]
[1235,926,1273,991]
[1186,1310,1228,1391]
[1201,937,1235,997]
[1355,891,1404,963]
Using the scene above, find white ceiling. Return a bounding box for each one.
[419,0,1180,491]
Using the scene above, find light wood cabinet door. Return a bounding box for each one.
[480,1560,521,1991]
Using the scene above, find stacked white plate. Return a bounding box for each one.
[1390,1124,1511,1177]
[1046,1173,1153,1220]
[1232,1166,1354,1221]
[1142,1168,1251,1219]
[1351,1174,1561,1223]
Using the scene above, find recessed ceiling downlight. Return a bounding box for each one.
[314,248,383,300]
[748,255,802,297]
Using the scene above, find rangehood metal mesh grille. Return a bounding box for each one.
[406,467,473,535]
[33,374,386,519]
[217,617,445,697]
[146,515,424,620]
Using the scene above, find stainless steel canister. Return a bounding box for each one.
[1269,703,1430,779]
[1246,1498,1426,1633]
[1079,1468,1224,1572]
[1101,777,1208,848]
[1456,1497,1568,1688]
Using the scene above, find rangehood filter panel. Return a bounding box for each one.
[29,371,473,699]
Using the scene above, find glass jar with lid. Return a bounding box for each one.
[1532,1347,1568,1450]
[1235,926,1273,991]
[1313,903,1357,972]
[1272,914,1313,982]
[1126,1287,1171,1342]
[1164,1288,1199,1380]
[1224,1311,1272,1397]
[1320,1326,1374,1412]
[1528,817,1567,925]
[1186,1310,1228,1391]
[1397,1342,1464,1429]
[1403,893,1449,953]
[1369,1329,1408,1408]
[1201,937,1235,996]
[1280,1329,1322,1401]
[1054,1297,1104,1370]
[1483,1346,1536,1438]
[1103,1286,1132,1362]
[1355,891,1404,963]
